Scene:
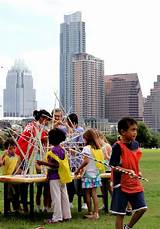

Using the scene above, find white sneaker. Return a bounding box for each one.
[36,206,42,213]
[82,203,88,209]
[124,225,132,229]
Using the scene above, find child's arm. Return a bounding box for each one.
[35,162,42,173]
[75,155,89,175]
[105,143,112,160]
[37,155,59,169]
[0,156,4,166]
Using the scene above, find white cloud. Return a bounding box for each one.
[21,48,59,111]
[1,0,160,116]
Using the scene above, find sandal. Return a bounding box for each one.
[85,212,99,220]
[83,212,93,218]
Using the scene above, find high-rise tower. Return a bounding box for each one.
[104,73,144,122]
[144,75,160,131]
[72,53,105,119]
[3,60,37,117]
[60,11,86,112]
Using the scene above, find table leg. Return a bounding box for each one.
[29,183,34,218]
[101,178,109,213]
[4,183,8,216]
[76,179,82,212]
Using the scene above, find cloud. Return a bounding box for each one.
[0,0,63,19]
[1,0,160,113]
[21,48,59,111]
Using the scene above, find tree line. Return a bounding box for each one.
[107,122,160,148]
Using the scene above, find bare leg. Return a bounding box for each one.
[91,188,99,214]
[128,208,147,228]
[115,215,124,229]
[86,189,92,213]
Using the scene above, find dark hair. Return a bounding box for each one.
[48,128,66,146]
[33,110,52,121]
[83,128,101,149]
[4,138,16,150]
[118,117,138,135]
[67,113,78,126]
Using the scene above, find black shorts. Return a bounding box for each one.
[110,186,147,215]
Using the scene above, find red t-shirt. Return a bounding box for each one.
[15,121,47,160]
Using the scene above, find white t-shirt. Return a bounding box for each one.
[82,146,99,178]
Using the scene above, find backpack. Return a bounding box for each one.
[46,150,72,184]
[89,145,106,173]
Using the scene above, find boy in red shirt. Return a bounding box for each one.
[109,117,147,229]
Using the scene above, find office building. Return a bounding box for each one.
[72,53,105,119]
[104,73,143,122]
[3,60,37,117]
[144,75,160,131]
[60,11,86,112]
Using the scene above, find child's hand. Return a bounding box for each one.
[128,169,136,178]
[69,148,76,155]
[138,171,142,177]
[74,169,79,176]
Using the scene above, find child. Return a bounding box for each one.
[97,131,112,168]
[37,128,72,224]
[109,117,147,229]
[97,131,112,208]
[75,128,105,219]
[0,138,19,212]
[66,113,87,209]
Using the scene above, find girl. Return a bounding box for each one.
[96,131,112,209]
[37,128,72,224]
[75,128,104,219]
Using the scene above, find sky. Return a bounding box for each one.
[0,0,160,116]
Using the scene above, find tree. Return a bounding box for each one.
[149,131,160,148]
[137,122,152,147]
[106,134,117,145]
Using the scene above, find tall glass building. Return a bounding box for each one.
[60,11,86,112]
[3,60,37,117]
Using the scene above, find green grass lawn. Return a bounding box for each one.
[0,149,159,229]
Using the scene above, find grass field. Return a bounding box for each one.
[0,149,159,229]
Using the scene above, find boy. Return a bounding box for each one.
[0,138,19,212]
[109,117,147,229]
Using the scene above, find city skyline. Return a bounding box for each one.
[0,0,160,115]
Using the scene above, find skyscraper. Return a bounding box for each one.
[60,11,86,112]
[104,73,144,122]
[3,60,37,117]
[72,53,105,119]
[144,75,160,131]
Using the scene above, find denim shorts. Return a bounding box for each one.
[110,186,147,215]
